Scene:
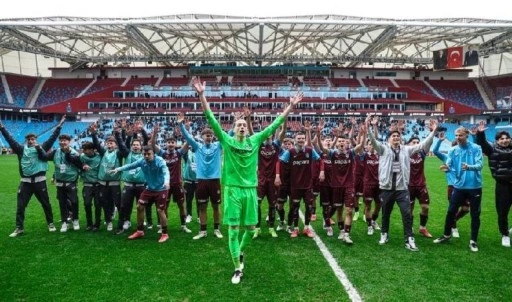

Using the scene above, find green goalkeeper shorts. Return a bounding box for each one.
[223,185,258,226]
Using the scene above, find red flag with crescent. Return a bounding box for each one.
[447,47,463,69]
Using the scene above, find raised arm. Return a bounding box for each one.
[150,123,161,154]
[0,121,23,154]
[303,120,312,147]
[353,123,367,155]
[192,77,228,141]
[407,119,438,156]
[192,77,212,112]
[179,115,201,151]
[366,115,385,155]
[41,115,65,151]
[433,131,448,163]
[243,106,254,136]
[474,121,493,156]
[278,119,288,143]
[115,127,130,158]
[89,123,105,155]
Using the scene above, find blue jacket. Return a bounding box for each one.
[117,156,169,191]
[446,141,483,189]
[179,123,222,179]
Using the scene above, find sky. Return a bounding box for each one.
[0,0,510,20]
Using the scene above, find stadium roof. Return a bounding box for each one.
[0,15,511,70]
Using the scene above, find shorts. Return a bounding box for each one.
[409,186,430,205]
[139,189,169,210]
[223,186,258,226]
[363,185,380,205]
[196,179,221,204]
[331,187,355,208]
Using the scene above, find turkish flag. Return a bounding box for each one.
[447,47,463,69]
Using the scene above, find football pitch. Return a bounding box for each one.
[0,154,510,301]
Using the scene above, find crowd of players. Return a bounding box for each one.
[1,107,512,253]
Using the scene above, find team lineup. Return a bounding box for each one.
[1,77,512,285]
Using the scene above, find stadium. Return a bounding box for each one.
[1,2,512,301]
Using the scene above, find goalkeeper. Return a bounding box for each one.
[191,77,303,284]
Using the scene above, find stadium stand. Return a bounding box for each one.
[0,79,7,105]
[361,78,393,88]
[5,74,38,107]
[329,78,361,88]
[428,80,486,109]
[85,78,125,95]
[158,77,190,87]
[35,79,92,107]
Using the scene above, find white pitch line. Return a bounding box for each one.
[299,210,363,302]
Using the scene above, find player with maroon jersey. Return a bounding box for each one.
[152,119,192,235]
[279,131,322,238]
[275,137,293,231]
[407,136,434,238]
[318,127,364,244]
[255,122,287,238]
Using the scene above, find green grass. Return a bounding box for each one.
[0,155,511,301]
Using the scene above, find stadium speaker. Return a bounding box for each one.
[148,61,153,64]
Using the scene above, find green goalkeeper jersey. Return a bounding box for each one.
[205,109,285,188]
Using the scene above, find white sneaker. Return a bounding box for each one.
[214,229,223,238]
[48,223,56,232]
[367,226,374,236]
[276,221,286,231]
[451,228,460,238]
[185,215,192,224]
[123,221,131,230]
[231,270,243,284]
[372,221,381,231]
[469,240,479,252]
[379,233,389,245]
[60,223,68,233]
[502,235,511,248]
[9,228,24,237]
[326,226,333,237]
[509,228,512,235]
[193,231,207,240]
[157,225,162,234]
[106,222,113,231]
[181,225,192,233]
[337,230,345,240]
[72,220,80,231]
[343,233,354,244]
[405,236,419,251]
